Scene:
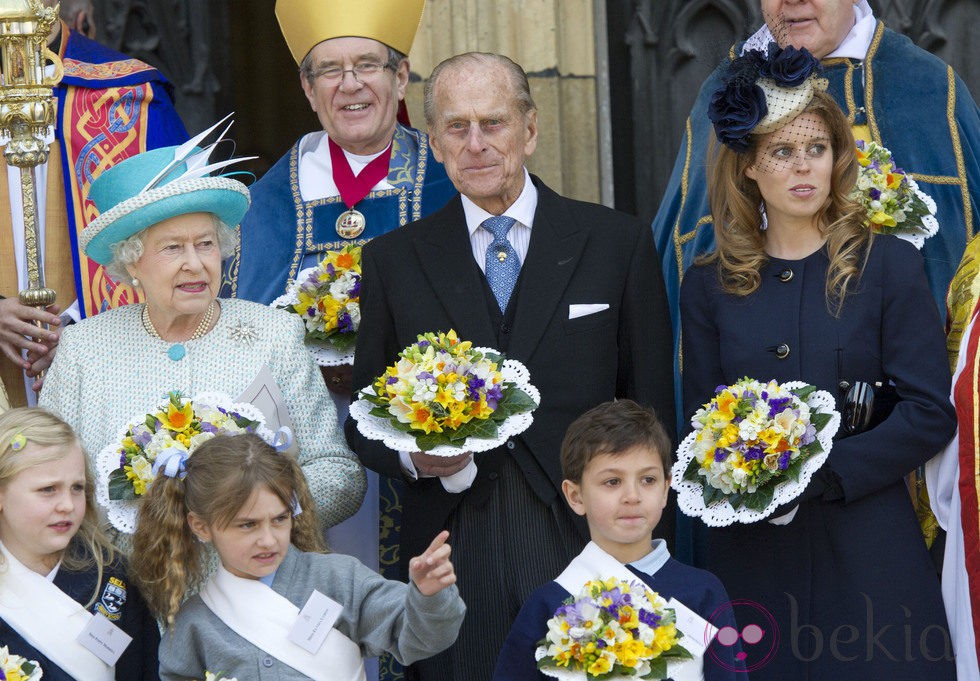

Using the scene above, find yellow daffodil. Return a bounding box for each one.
[158,400,194,432]
[651,623,679,656]
[587,654,612,675]
[871,210,897,227]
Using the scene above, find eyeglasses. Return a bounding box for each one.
[309,62,393,84]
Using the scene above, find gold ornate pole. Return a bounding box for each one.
[0,0,62,310]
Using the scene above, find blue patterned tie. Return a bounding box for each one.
[482,215,521,312]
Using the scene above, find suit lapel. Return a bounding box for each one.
[414,197,498,343]
[508,178,589,361]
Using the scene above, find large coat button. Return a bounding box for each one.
[778,268,793,282]
[775,343,790,359]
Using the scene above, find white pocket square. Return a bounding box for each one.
[568,303,609,320]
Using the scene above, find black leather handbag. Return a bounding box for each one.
[839,380,899,435]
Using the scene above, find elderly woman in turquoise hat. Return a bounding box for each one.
[38,129,366,531]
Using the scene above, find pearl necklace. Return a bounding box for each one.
[141,301,217,361]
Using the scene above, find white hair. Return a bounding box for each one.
[105,214,239,284]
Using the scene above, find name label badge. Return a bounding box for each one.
[667,597,717,656]
[77,612,133,666]
[288,589,342,654]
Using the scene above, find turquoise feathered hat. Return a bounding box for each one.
[81,115,254,266]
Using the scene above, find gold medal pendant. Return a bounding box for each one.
[336,209,366,239]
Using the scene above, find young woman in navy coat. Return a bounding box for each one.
[680,46,956,680]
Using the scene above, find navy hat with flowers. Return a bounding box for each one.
[708,43,826,152]
[81,116,255,266]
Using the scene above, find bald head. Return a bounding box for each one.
[423,52,535,128]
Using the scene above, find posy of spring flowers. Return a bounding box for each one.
[682,378,833,513]
[281,245,361,353]
[359,330,537,452]
[107,392,262,500]
[535,578,691,680]
[851,140,938,247]
[0,647,42,681]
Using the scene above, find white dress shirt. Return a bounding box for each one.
[400,168,538,492]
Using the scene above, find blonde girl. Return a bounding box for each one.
[0,407,159,681]
[133,433,464,681]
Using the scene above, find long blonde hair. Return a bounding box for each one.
[704,90,870,315]
[131,433,324,627]
[0,407,116,606]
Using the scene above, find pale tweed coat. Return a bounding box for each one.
[40,298,366,528]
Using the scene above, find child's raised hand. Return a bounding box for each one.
[409,530,456,596]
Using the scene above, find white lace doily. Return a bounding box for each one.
[271,270,355,367]
[670,382,840,527]
[349,357,539,457]
[96,392,272,534]
[895,179,939,250]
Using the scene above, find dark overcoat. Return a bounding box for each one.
[680,235,956,680]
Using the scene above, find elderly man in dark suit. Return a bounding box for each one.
[346,52,675,681]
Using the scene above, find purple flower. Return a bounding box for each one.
[715,385,729,394]
[467,376,486,400]
[767,396,792,418]
[714,448,729,462]
[119,452,127,467]
[556,600,590,627]
[200,421,218,434]
[337,310,355,334]
[348,274,361,298]
[638,609,662,628]
[778,451,791,470]
[605,587,629,611]
[800,423,816,446]
[325,263,336,278]
[386,376,399,385]
[744,444,765,461]
[417,372,434,381]
[417,340,430,348]
[869,188,881,201]
[856,139,866,150]
[485,384,503,410]
[597,639,607,649]
[132,429,153,447]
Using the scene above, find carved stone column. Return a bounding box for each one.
[409,0,602,203]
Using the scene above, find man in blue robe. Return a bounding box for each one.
[222,0,456,306]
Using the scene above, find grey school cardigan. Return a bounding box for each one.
[159,546,465,680]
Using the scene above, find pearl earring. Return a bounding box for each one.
[131,277,140,288]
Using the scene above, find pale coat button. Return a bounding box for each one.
[262,656,274,668]
[775,344,790,359]
[778,268,793,282]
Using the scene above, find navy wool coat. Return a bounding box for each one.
[680,235,955,681]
